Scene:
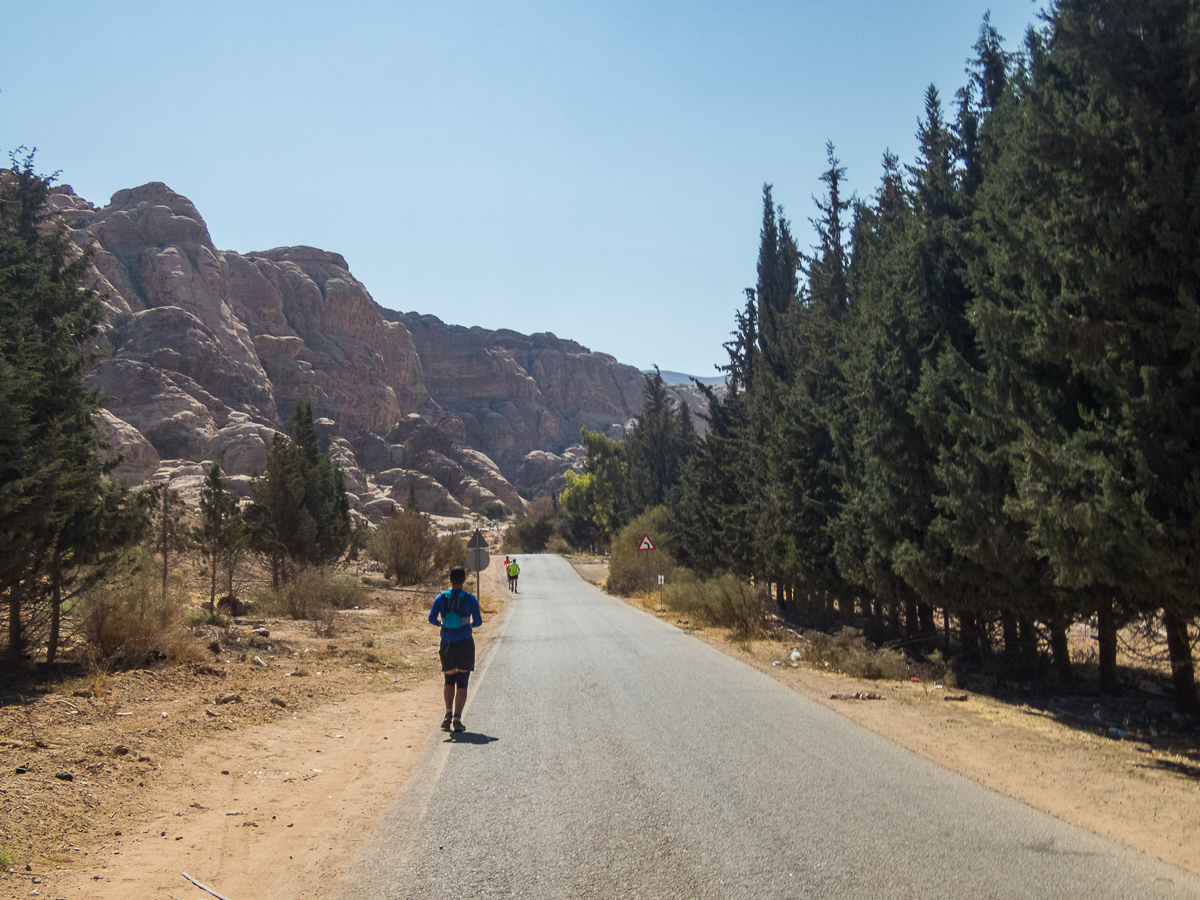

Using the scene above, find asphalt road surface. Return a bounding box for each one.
[333,555,1199,899]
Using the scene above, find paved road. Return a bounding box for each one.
[334,555,1198,899]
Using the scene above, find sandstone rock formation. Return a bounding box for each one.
[48,181,714,521]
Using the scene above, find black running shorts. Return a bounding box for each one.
[439,637,476,672]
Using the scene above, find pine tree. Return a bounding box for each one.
[196,462,240,613]
[246,403,351,582]
[624,369,697,515]
[761,145,853,610]
[1,152,147,666]
[148,480,189,605]
[963,0,1200,703]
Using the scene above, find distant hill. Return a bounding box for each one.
[47,180,720,520]
[642,369,728,387]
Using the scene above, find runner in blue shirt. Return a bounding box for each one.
[428,565,482,733]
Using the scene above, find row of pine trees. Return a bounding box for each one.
[666,1,1200,712]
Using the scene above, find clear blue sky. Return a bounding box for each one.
[2,1,1044,377]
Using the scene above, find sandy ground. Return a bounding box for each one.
[3,554,1198,899]
[1,560,511,900]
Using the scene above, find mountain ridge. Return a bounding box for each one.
[48,181,719,520]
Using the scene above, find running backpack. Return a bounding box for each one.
[441,589,468,629]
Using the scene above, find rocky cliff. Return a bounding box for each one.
[48,181,712,520]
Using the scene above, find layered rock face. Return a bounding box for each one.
[50,181,710,520]
[395,313,657,479]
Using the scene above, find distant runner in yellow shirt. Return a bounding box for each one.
[506,558,520,593]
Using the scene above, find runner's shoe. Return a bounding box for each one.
[441,711,453,731]
[452,716,466,733]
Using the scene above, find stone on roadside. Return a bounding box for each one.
[215,692,242,705]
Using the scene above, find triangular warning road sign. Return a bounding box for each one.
[467,529,487,549]
[637,534,656,551]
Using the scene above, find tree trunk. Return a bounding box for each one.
[904,597,919,638]
[918,603,936,638]
[161,491,170,604]
[46,580,62,665]
[1018,616,1039,664]
[1049,614,1073,683]
[1001,611,1019,657]
[1163,609,1199,716]
[1097,600,1119,695]
[775,582,786,613]
[209,540,219,614]
[960,614,979,660]
[6,589,22,664]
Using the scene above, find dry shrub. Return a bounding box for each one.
[368,506,465,584]
[79,568,189,670]
[546,536,572,556]
[803,628,912,681]
[661,572,769,637]
[313,604,339,638]
[254,568,367,622]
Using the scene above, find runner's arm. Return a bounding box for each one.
[428,595,443,626]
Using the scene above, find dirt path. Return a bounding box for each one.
[3,562,512,900]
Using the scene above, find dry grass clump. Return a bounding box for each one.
[801,627,951,682]
[661,572,770,637]
[253,568,368,621]
[78,569,195,670]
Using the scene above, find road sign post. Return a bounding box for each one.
[466,534,490,598]
[637,533,656,600]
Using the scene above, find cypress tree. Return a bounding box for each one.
[196,462,240,613]
[0,152,146,666]
[968,0,1200,707]
[625,368,697,516]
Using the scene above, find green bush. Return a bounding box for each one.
[606,507,674,595]
[502,496,557,553]
[477,499,505,520]
[546,536,572,555]
[368,505,462,584]
[432,533,467,578]
[661,571,769,636]
[324,572,368,609]
[803,628,913,681]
